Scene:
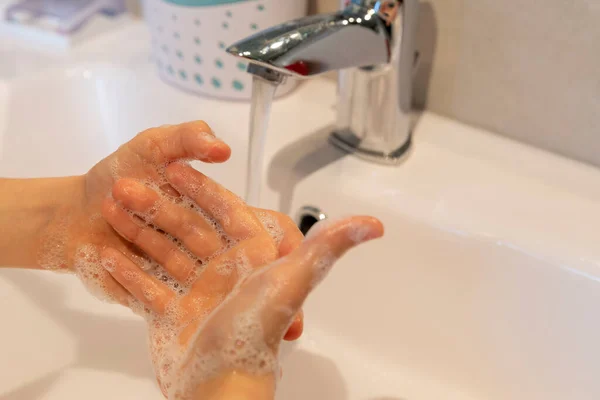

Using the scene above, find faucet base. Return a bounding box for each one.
[329,130,412,165]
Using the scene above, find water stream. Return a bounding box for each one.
[245,75,279,207]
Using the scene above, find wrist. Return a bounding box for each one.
[196,371,276,400]
[0,176,85,268]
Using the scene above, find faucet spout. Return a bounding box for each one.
[228,0,420,165]
[226,4,391,78]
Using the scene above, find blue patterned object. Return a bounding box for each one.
[144,0,306,100]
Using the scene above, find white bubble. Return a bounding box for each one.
[73,244,119,304]
[37,214,70,270]
[348,224,371,244]
[255,211,284,247]
[310,250,338,289]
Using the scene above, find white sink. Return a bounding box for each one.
[1,23,600,400]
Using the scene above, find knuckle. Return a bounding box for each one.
[187,230,222,258]
[128,223,143,243]
[146,135,167,162]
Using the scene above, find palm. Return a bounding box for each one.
[103,216,384,399]
[96,157,305,395]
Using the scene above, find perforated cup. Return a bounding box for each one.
[143,0,307,100]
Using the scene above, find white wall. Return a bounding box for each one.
[130,0,600,167]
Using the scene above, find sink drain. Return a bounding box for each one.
[295,206,327,236]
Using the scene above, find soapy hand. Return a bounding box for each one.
[98,160,313,395]
[35,122,303,340]
[101,215,384,399]
[39,122,231,291]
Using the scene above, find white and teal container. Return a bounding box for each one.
[143,0,307,100]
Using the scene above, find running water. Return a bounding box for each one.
[245,75,279,207]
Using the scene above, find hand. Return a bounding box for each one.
[101,215,384,399]
[99,161,311,394]
[32,122,302,312]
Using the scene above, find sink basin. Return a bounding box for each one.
[1,23,600,400]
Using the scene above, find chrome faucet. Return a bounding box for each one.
[227,0,420,164]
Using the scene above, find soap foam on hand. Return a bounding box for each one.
[25,113,302,398]
[109,174,255,396]
[164,216,383,399]
[35,141,376,400]
[66,158,282,398]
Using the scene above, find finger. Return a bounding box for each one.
[177,234,277,330]
[190,228,304,342]
[131,121,231,164]
[166,163,263,239]
[112,179,223,260]
[102,197,199,283]
[257,216,384,337]
[252,208,303,257]
[101,247,176,314]
[102,272,135,307]
[190,233,278,296]
[251,208,304,341]
[283,310,304,341]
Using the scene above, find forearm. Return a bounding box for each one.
[195,371,275,400]
[0,176,84,268]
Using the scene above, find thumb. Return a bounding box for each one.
[171,216,383,394]
[257,216,384,340]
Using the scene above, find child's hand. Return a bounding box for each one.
[38,122,230,297]
[32,122,302,320]
[102,215,384,399]
[96,160,307,394]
